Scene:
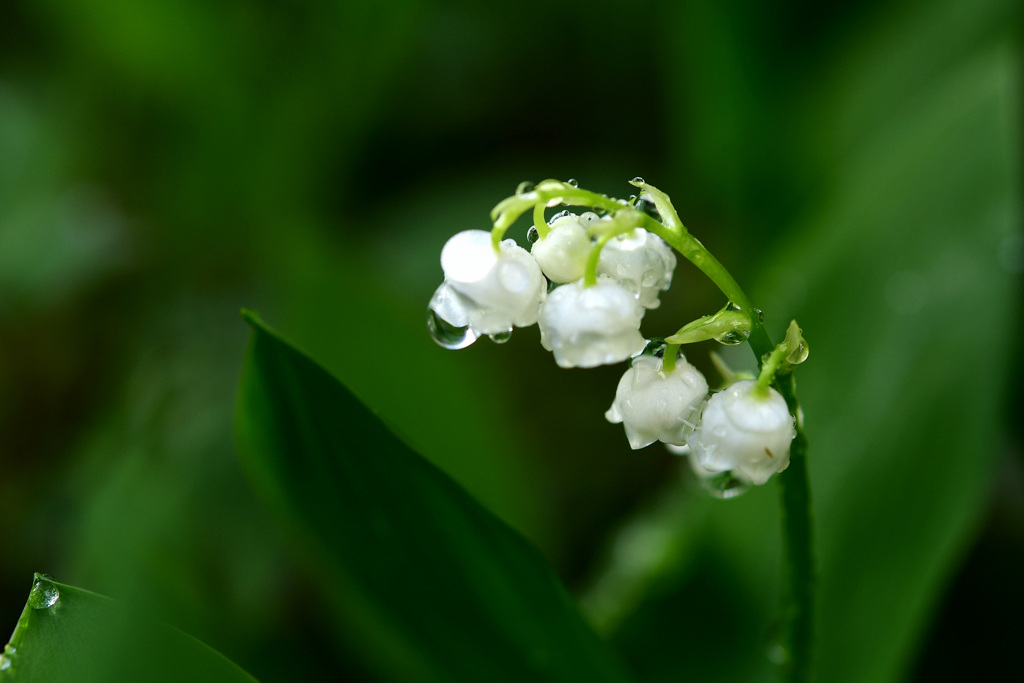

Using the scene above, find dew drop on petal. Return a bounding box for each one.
[567,178,579,187]
[631,176,645,185]
[527,226,539,243]
[488,329,513,344]
[427,309,478,349]
[698,471,750,499]
[28,578,59,610]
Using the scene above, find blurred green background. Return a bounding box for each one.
[1,0,1021,681]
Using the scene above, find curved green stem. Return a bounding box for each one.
[643,215,814,682]
[662,344,680,373]
[533,203,550,239]
[754,343,788,398]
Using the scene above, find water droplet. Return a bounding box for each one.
[427,309,478,349]
[715,329,750,345]
[631,176,645,185]
[699,471,750,499]
[786,341,809,365]
[566,178,579,187]
[0,645,15,672]
[725,301,742,312]
[549,209,573,223]
[756,308,765,321]
[641,270,658,287]
[516,181,535,195]
[631,338,667,364]
[488,329,513,344]
[28,578,59,609]
[527,226,539,243]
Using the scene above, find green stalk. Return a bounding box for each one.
[644,215,815,683]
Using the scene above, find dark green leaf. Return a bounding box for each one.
[234,312,633,683]
[0,574,257,683]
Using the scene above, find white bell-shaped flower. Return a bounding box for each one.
[538,279,645,368]
[605,354,709,449]
[429,230,546,336]
[531,213,591,283]
[686,379,795,485]
[597,228,677,309]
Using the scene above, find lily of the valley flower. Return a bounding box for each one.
[686,379,795,485]
[538,279,645,368]
[605,353,709,449]
[531,212,591,284]
[596,228,677,309]
[429,229,546,336]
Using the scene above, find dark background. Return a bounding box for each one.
[1,1,1021,681]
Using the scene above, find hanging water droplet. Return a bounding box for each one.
[699,471,750,499]
[631,176,645,185]
[527,226,539,243]
[488,329,513,344]
[426,309,478,350]
[516,181,535,195]
[715,329,750,345]
[787,341,809,365]
[566,178,579,187]
[28,577,59,609]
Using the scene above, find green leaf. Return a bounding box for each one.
[0,574,257,683]
[234,312,633,683]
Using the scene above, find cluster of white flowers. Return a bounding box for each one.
[428,210,674,365]
[607,357,795,486]
[428,201,797,489]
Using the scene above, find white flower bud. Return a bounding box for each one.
[597,229,677,309]
[531,213,591,283]
[686,379,795,485]
[538,279,646,368]
[605,354,709,449]
[430,230,546,336]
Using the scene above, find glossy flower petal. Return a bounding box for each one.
[597,228,677,309]
[605,354,709,449]
[430,230,546,336]
[538,279,645,368]
[531,213,591,283]
[686,379,795,485]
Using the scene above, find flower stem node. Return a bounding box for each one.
[429,229,546,337]
[605,354,709,449]
[686,379,795,486]
[538,280,646,368]
[531,212,591,283]
[596,229,677,309]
